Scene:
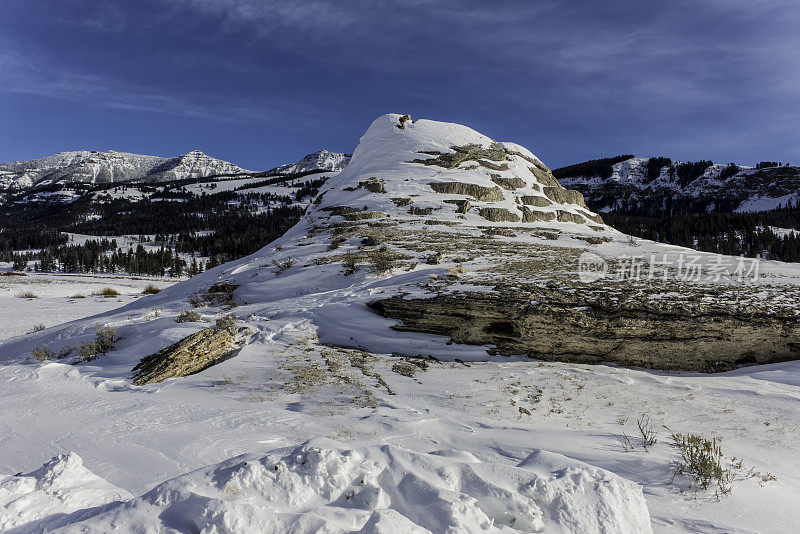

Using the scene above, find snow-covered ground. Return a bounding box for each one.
[1,115,799,533]
[0,272,176,342]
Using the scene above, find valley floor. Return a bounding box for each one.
[0,283,798,532]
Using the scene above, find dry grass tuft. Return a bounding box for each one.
[142,284,162,294]
[93,287,121,298]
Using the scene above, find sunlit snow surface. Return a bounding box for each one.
[2,115,800,532]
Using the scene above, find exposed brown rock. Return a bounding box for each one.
[132,328,235,385]
[358,177,386,193]
[519,195,552,207]
[556,210,586,224]
[321,206,384,221]
[577,209,604,224]
[479,207,521,222]
[443,199,471,213]
[412,143,508,170]
[491,176,527,190]
[408,206,434,216]
[543,187,588,208]
[429,182,504,202]
[520,206,556,222]
[369,293,800,372]
[529,166,561,188]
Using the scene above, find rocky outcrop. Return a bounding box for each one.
[520,195,551,207]
[556,211,586,224]
[521,206,556,222]
[443,199,471,213]
[479,207,520,222]
[412,143,508,170]
[369,293,800,372]
[491,176,526,190]
[543,187,588,208]
[408,206,434,215]
[529,166,561,188]
[429,182,504,202]
[131,328,234,385]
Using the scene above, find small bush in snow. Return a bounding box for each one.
[17,291,38,299]
[671,432,733,496]
[176,310,203,323]
[142,284,162,294]
[637,414,658,451]
[341,251,358,276]
[95,325,120,353]
[215,314,238,334]
[367,246,396,276]
[75,324,121,363]
[31,343,55,362]
[93,287,121,298]
[31,324,46,333]
[272,258,296,276]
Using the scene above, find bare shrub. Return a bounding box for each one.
[93,287,121,298]
[341,251,358,276]
[17,291,38,299]
[69,294,86,299]
[176,310,203,323]
[31,324,46,333]
[637,414,658,451]
[142,284,162,294]
[367,246,397,276]
[328,237,346,250]
[215,314,238,334]
[31,343,55,362]
[272,258,296,276]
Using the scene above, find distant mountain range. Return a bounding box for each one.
[0,149,352,191]
[554,156,800,215]
[266,150,351,175]
[4,148,798,218]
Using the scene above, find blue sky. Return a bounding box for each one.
[1,0,799,170]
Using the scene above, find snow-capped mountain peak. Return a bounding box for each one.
[0,149,251,190]
[268,149,352,175]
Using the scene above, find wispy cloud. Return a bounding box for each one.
[0,42,324,126]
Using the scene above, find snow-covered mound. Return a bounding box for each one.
[0,149,251,189]
[0,452,131,532]
[312,114,601,226]
[557,156,800,213]
[269,149,352,175]
[44,440,651,533]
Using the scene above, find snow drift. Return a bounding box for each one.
[29,441,651,533]
[0,452,131,532]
